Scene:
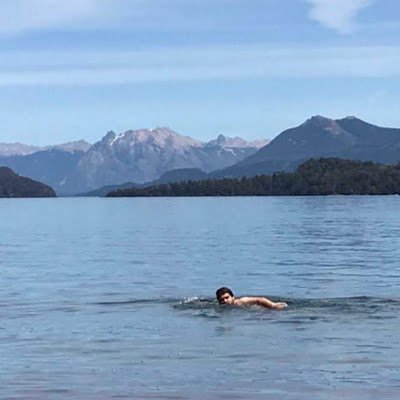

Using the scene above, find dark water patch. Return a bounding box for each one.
[220,352,261,360]
[50,306,80,313]
[92,298,170,306]
[42,388,71,394]
[92,338,123,344]
[285,296,400,312]
[192,312,220,320]
[270,317,325,325]
[332,357,383,365]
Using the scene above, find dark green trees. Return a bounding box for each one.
[108,158,400,197]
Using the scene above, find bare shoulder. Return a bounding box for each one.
[235,296,288,309]
[235,296,259,305]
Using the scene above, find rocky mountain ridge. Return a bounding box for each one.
[0,128,267,194]
[59,127,267,194]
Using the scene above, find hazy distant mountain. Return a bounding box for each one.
[0,140,91,156]
[48,140,91,153]
[0,140,90,194]
[60,128,265,194]
[0,143,42,156]
[79,168,209,197]
[155,168,209,184]
[77,181,139,197]
[0,167,56,197]
[0,149,86,194]
[214,116,400,178]
[207,134,269,149]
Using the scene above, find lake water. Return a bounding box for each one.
[1,196,400,399]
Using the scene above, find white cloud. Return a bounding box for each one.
[307,0,372,34]
[0,45,399,86]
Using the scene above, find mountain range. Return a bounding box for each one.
[0,129,268,194]
[213,115,400,179]
[86,115,400,195]
[0,140,91,157]
[1,116,400,196]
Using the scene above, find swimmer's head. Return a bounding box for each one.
[216,287,235,305]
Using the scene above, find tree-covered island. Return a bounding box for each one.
[107,158,400,197]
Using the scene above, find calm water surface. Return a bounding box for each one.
[0,196,399,399]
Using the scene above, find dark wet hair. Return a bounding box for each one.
[216,287,234,303]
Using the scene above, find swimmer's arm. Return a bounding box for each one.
[237,296,288,310]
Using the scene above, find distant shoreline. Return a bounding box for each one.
[107,158,400,198]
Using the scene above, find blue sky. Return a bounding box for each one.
[0,0,399,145]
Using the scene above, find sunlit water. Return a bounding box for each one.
[1,196,399,399]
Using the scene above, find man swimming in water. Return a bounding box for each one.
[216,287,287,310]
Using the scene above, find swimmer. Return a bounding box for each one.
[216,287,287,310]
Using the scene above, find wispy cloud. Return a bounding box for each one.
[0,0,98,34]
[0,45,399,86]
[0,0,159,34]
[0,0,232,35]
[307,0,372,34]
